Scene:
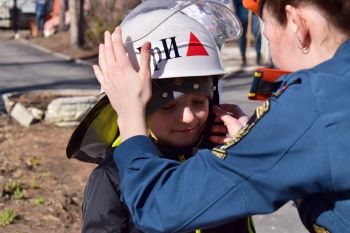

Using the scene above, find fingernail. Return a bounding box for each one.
[145,42,151,51]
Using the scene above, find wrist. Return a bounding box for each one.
[117,107,147,142]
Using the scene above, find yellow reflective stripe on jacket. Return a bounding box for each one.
[112,135,122,148]
[248,216,256,233]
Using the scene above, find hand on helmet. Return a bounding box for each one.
[93,27,152,141]
[210,104,248,144]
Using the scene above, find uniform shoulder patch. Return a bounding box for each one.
[212,100,270,159]
[273,78,302,98]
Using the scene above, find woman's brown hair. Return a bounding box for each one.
[260,0,350,35]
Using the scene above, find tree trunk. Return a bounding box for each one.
[70,0,85,47]
[120,0,142,16]
[58,0,66,31]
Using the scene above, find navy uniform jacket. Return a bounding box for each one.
[114,39,350,233]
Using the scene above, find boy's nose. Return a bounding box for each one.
[182,107,196,123]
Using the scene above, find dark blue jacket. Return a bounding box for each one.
[114,39,350,233]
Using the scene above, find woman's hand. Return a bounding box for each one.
[210,104,249,144]
[93,27,152,141]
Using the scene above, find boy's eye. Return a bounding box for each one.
[161,102,176,110]
[192,98,207,105]
[193,100,205,104]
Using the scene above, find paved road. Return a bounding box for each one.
[0,38,99,112]
[0,36,308,233]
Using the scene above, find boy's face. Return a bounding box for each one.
[148,93,209,148]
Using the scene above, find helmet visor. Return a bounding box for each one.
[120,0,242,48]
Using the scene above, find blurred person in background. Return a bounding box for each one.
[35,0,48,36]
[233,0,262,66]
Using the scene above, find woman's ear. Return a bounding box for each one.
[285,5,311,53]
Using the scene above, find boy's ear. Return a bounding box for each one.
[285,5,311,51]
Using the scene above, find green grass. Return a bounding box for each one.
[0,208,16,226]
[13,187,24,200]
[6,180,20,193]
[4,180,24,200]
[31,197,45,206]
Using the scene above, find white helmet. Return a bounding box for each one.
[67,0,242,163]
[117,0,242,79]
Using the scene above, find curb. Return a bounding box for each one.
[17,37,94,66]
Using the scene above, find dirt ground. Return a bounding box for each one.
[0,32,98,232]
[0,114,96,233]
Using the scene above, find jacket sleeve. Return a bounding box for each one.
[82,157,131,233]
[114,75,333,233]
